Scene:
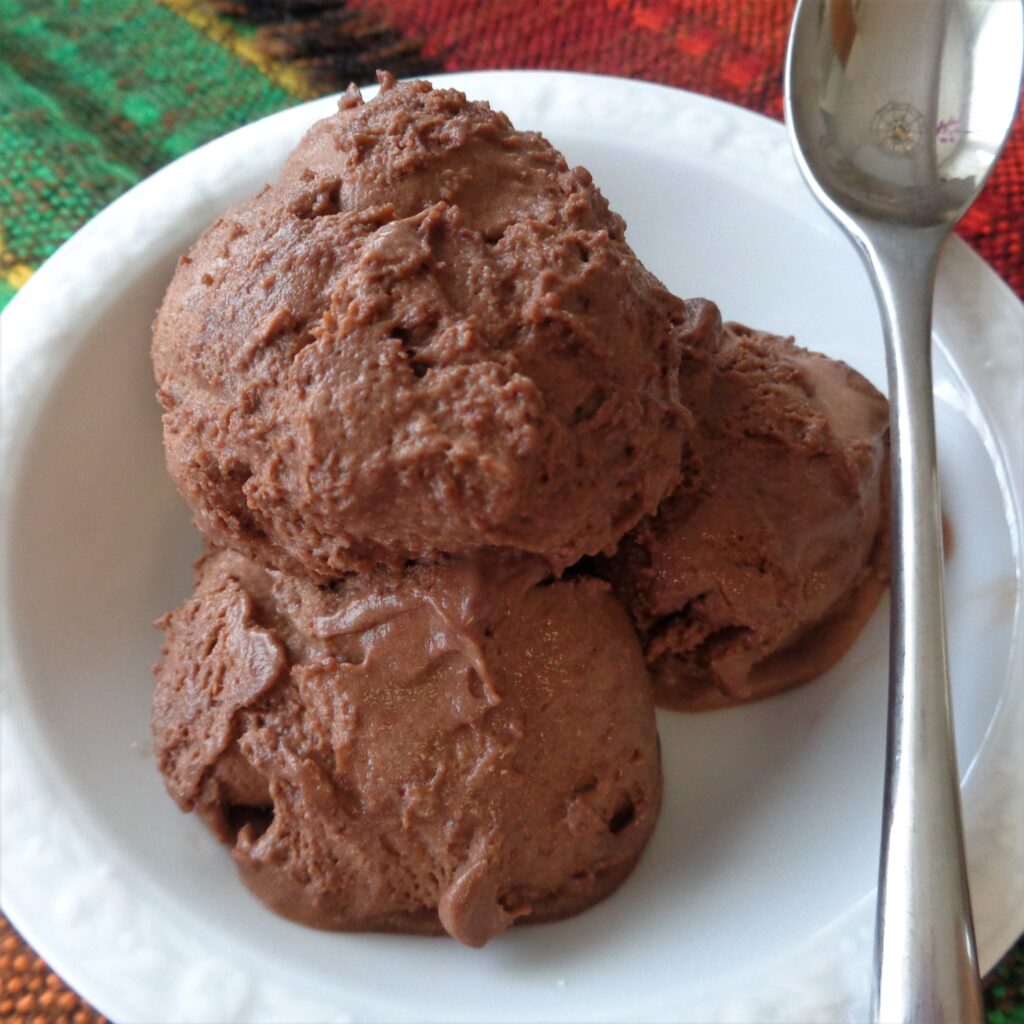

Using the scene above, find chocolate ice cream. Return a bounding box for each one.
[153,547,661,947]
[607,324,890,710]
[149,67,898,952]
[152,73,710,580]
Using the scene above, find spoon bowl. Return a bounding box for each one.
[785,2,1023,1022]
[788,0,1023,229]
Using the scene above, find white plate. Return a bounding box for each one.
[1,71,1022,1024]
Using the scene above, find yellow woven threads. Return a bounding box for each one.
[0,236,33,291]
[157,0,316,100]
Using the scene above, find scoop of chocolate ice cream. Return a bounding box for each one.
[607,324,890,710]
[153,547,661,947]
[153,73,712,579]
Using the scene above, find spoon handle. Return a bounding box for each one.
[858,225,983,1024]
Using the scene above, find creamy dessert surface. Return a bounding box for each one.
[605,323,890,710]
[152,73,713,581]
[150,72,891,946]
[154,548,660,947]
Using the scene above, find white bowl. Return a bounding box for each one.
[2,71,1022,1024]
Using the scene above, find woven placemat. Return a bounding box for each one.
[1,2,1021,1021]
[0,917,108,1024]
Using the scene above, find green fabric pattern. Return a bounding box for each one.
[989,940,1024,1024]
[0,0,297,300]
[1,57,137,277]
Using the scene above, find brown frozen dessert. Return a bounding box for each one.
[152,73,712,581]
[607,324,890,711]
[153,547,661,947]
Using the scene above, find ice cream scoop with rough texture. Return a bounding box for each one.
[606,324,890,711]
[152,73,712,581]
[153,547,661,947]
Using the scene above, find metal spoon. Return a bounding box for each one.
[784,2,1023,1021]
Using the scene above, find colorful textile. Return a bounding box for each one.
[1,2,1021,1022]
